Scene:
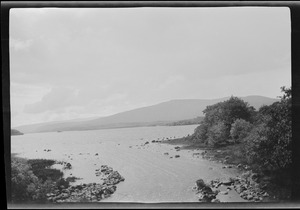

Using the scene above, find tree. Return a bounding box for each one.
[230,119,253,143]
[193,96,254,146]
[245,86,292,171]
[207,122,228,146]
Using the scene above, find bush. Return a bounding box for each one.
[192,121,209,143]
[244,87,292,171]
[230,119,253,143]
[11,157,64,203]
[27,159,63,182]
[56,178,70,189]
[11,157,39,202]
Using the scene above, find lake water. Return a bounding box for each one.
[11,125,198,159]
[11,125,245,202]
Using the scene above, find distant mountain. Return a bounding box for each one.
[14,96,279,134]
[11,129,24,136]
[165,116,204,126]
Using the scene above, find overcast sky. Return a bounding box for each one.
[10,7,291,127]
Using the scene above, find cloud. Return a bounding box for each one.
[10,38,33,51]
[24,87,77,113]
[157,75,185,90]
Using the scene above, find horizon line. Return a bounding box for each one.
[12,94,279,128]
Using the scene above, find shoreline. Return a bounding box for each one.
[11,155,125,203]
[10,125,290,203]
[160,136,291,202]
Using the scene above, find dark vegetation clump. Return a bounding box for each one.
[11,157,71,203]
[27,159,63,182]
[189,86,292,201]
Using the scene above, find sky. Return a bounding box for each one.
[9,7,291,127]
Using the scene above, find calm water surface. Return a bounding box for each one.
[11,125,245,202]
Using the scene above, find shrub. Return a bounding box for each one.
[27,159,63,182]
[11,157,39,202]
[11,157,64,203]
[192,121,209,143]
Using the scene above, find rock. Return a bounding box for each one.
[211,198,220,203]
[220,191,228,195]
[247,195,253,200]
[227,186,233,191]
[174,146,180,150]
[251,173,259,181]
[213,189,220,194]
[144,141,149,145]
[164,152,169,155]
[95,153,99,156]
[227,165,232,168]
[244,165,250,170]
[235,185,246,194]
[196,179,207,190]
[237,164,243,168]
[263,192,269,197]
[61,193,69,199]
[222,179,233,186]
[175,155,180,158]
[225,156,230,160]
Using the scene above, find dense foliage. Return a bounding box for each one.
[230,119,253,143]
[192,96,254,146]
[245,87,292,171]
[11,157,70,203]
[192,87,292,173]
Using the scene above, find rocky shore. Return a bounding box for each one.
[46,165,125,203]
[156,137,272,202]
[193,174,269,203]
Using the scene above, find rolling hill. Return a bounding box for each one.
[14,95,279,134]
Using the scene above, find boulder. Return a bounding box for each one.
[246,195,253,200]
[211,198,220,203]
[222,178,234,186]
[220,191,228,195]
[196,179,207,190]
